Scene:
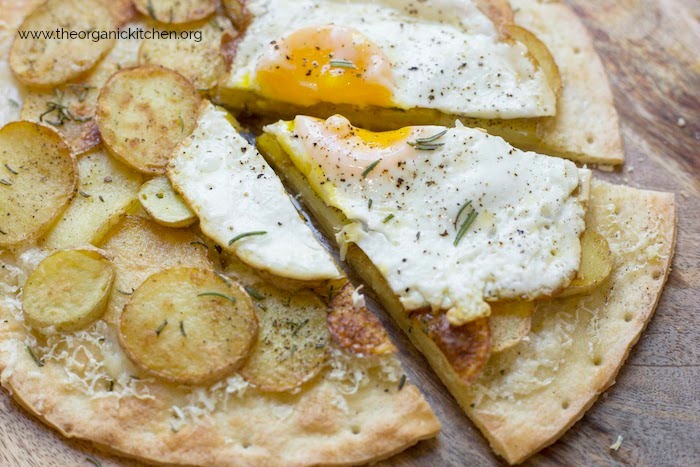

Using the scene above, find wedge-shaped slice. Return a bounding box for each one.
[255,137,677,464]
[138,176,196,228]
[239,284,328,391]
[10,0,116,86]
[139,15,235,90]
[557,229,612,297]
[489,301,534,353]
[20,20,144,155]
[97,65,201,174]
[219,0,557,119]
[41,147,143,250]
[98,216,211,323]
[22,249,114,332]
[133,0,216,24]
[264,116,590,325]
[168,101,341,282]
[120,267,257,385]
[0,121,77,248]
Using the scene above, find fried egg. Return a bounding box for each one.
[168,102,342,282]
[264,115,590,324]
[223,0,556,119]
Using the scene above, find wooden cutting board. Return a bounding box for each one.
[1,1,698,465]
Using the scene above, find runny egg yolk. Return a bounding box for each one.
[254,26,394,108]
[292,115,439,180]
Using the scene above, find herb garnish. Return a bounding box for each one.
[66,84,94,102]
[454,200,479,246]
[155,320,168,336]
[4,163,18,175]
[146,0,157,19]
[79,190,91,198]
[245,286,265,301]
[408,129,448,150]
[382,214,395,223]
[198,292,237,304]
[292,318,309,336]
[361,160,381,178]
[27,346,44,367]
[398,374,407,391]
[85,454,102,467]
[0,179,11,186]
[228,231,267,245]
[179,320,187,337]
[368,198,373,209]
[329,59,357,69]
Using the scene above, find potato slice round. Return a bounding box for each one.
[240,285,330,392]
[22,249,114,332]
[0,121,77,248]
[119,267,257,385]
[97,66,201,174]
[10,0,116,86]
[489,301,534,353]
[133,0,216,24]
[138,16,235,90]
[558,229,613,297]
[138,176,196,228]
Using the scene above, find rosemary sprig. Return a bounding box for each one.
[415,129,447,143]
[244,286,265,301]
[382,214,395,223]
[292,318,309,336]
[453,200,473,229]
[27,346,44,367]
[4,163,18,175]
[454,203,479,247]
[85,454,102,467]
[398,374,407,391]
[155,320,168,336]
[407,141,445,151]
[66,84,94,102]
[228,231,267,245]
[361,160,381,178]
[329,59,357,69]
[198,292,237,304]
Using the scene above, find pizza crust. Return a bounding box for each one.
[511,0,625,164]
[463,181,676,463]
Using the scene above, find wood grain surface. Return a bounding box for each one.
[1,1,699,466]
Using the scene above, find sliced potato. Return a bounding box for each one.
[558,229,613,297]
[411,311,490,385]
[138,16,235,90]
[240,285,330,392]
[22,249,114,332]
[98,216,212,323]
[41,147,143,250]
[0,121,77,248]
[97,65,201,174]
[221,0,248,29]
[328,283,396,356]
[10,0,116,86]
[100,0,136,26]
[120,267,257,385]
[488,301,534,353]
[20,21,143,155]
[133,0,216,24]
[138,176,196,228]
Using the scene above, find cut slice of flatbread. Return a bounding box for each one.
[257,131,676,463]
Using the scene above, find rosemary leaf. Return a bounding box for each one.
[228,231,267,246]
[198,292,237,304]
[361,160,381,178]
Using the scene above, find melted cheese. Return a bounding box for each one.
[265,115,589,324]
[168,102,342,281]
[223,0,556,119]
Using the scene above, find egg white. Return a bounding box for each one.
[168,102,342,282]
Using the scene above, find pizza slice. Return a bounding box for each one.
[258,115,676,463]
[0,73,440,464]
[216,0,623,164]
